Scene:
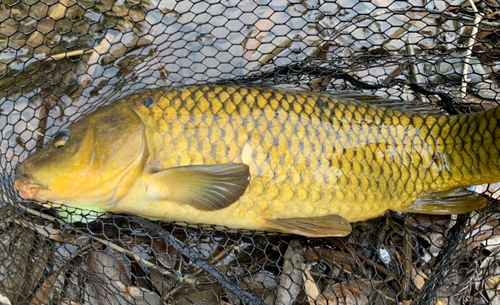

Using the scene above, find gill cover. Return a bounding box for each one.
[17,104,148,204]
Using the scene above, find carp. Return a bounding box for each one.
[13,85,500,237]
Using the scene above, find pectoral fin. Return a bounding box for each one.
[146,163,250,211]
[264,214,352,237]
[398,188,487,215]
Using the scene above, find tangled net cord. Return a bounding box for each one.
[134,217,267,305]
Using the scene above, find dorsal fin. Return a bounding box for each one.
[327,92,443,115]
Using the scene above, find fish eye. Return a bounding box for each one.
[52,130,71,148]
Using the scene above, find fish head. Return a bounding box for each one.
[14,104,148,205]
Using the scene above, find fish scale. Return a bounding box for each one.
[124,85,479,222]
[13,84,500,236]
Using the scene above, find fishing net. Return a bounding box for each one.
[1,0,500,304]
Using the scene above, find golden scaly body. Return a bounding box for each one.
[111,85,500,230]
[14,84,500,236]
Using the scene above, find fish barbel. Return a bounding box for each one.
[13,85,500,236]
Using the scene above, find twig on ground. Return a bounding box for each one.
[460,0,483,99]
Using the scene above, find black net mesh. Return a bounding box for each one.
[2,0,500,304]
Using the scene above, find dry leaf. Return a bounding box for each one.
[48,3,67,20]
[152,237,177,269]
[307,276,374,305]
[411,266,427,290]
[435,298,448,305]
[303,269,320,303]
[14,219,88,246]
[59,301,79,305]
[0,293,11,305]
[277,240,305,305]
[319,282,370,305]
[30,274,58,305]
[86,250,133,304]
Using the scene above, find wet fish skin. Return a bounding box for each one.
[13,85,500,236]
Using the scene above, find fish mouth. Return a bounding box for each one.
[13,171,50,200]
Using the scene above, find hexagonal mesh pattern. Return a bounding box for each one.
[2,0,500,304]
